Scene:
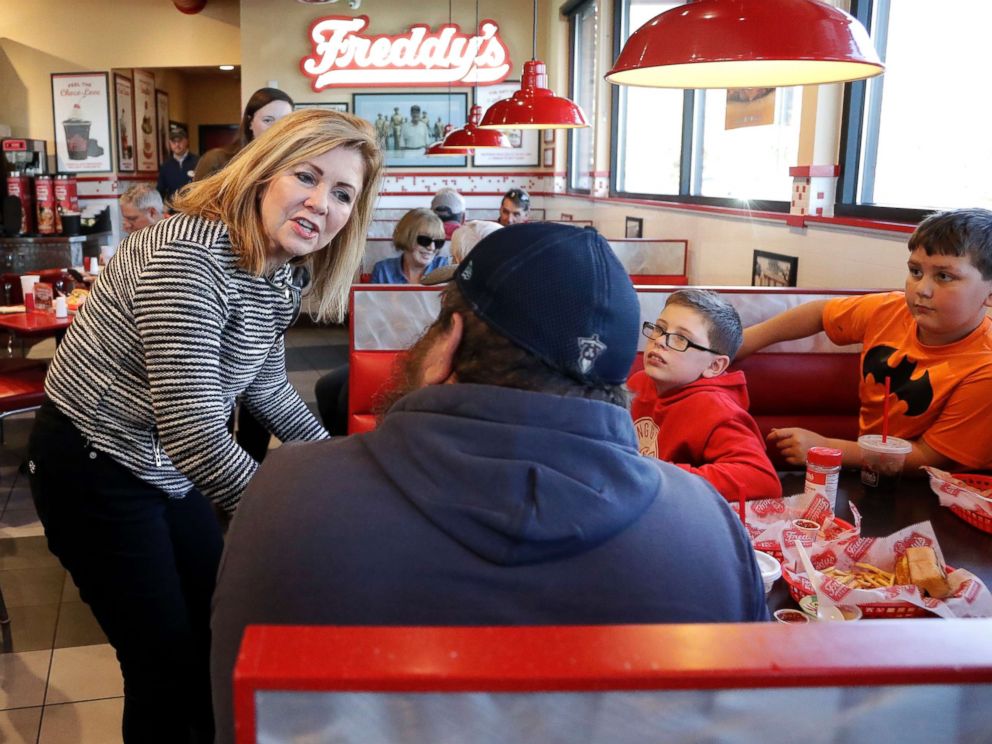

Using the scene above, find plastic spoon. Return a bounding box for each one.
[794,541,845,621]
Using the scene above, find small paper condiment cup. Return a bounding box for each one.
[774,609,811,624]
[792,518,821,540]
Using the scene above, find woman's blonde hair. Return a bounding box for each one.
[172,108,384,323]
[392,208,444,253]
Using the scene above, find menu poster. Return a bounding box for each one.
[472,82,539,168]
[50,72,112,173]
[133,69,158,173]
[156,89,170,165]
[114,73,135,172]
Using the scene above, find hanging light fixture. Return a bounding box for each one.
[444,104,511,148]
[478,0,588,130]
[442,0,512,149]
[427,124,475,156]
[426,0,479,155]
[606,0,883,90]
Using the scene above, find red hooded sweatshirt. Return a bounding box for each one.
[628,369,782,503]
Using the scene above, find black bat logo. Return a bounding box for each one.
[862,345,933,417]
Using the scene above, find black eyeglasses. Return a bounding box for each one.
[641,322,720,354]
[415,235,445,250]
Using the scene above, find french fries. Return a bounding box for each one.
[822,562,895,589]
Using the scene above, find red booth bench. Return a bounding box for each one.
[233,621,992,744]
[348,286,867,470]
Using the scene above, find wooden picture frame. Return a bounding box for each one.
[113,72,135,172]
[51,72,113,173]
[354,92,467,167]
[473,82,540,167]
[296,102,349,113]
[543,146,555,168]
[625,216,643,239]
[543,129,556,145]
[752,250,799,287]
[133,69,158,172]
[156,89,170,165]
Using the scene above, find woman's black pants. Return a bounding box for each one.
[28,401,223,744]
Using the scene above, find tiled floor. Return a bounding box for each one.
[0,324,348,742]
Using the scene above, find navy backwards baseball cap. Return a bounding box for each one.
[455,222,640,384]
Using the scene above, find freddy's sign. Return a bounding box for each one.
[301,15,511,89]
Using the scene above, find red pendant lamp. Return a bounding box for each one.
[443,1,512,149]
[427,124,474,156]
[443,104,511,149]
[606,0,883,90]
[479,0,588,130]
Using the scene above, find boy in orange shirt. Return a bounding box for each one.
[629,289,782,503]
[740,208,992,472]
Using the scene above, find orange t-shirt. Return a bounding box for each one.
[822,291,992,469]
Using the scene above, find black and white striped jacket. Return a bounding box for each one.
[46,213,329,512]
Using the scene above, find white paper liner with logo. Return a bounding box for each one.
[924,467,992,535]
[781,520,992,619]
[744,491,860,562]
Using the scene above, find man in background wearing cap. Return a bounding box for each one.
[431,187,466,239]
[498,187,531,226]
[209,223,769,743]
[156,125,198,205]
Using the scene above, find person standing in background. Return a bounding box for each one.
[191,87,296,461]
[156,125,198,205]
[193,87,294,180]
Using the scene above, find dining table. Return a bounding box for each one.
[766,470,992,613]
[0,308,73,354]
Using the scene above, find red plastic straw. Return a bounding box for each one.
[882,376,891,443]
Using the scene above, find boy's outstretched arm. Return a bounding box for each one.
[738,299,830,359]
[767,427,955,473]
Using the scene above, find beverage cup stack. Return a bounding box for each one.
[20,275,40,311]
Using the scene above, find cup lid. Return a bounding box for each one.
[858,434,912,455]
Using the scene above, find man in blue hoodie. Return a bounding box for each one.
[210,223,770,743]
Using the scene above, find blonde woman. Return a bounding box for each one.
[27,109,383,744]
[370,207,449,284]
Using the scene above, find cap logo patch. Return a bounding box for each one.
[577,334,606,374]
[461,261,473,280]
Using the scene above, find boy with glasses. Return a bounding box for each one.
[629,289,781,503]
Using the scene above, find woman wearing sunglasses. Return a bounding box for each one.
[370,207,449,284]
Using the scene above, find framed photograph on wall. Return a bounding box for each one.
[156,89,170,164]
[625,216,643,239]
[297,102,349,113]
[542,147,555,168]
[133,69,158,172]
[51,72,112,173]
[752,250,798,287]
[473,83,539,167]
[543,129,556,145]
[113,73,135,172]
[354,92,467,168]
